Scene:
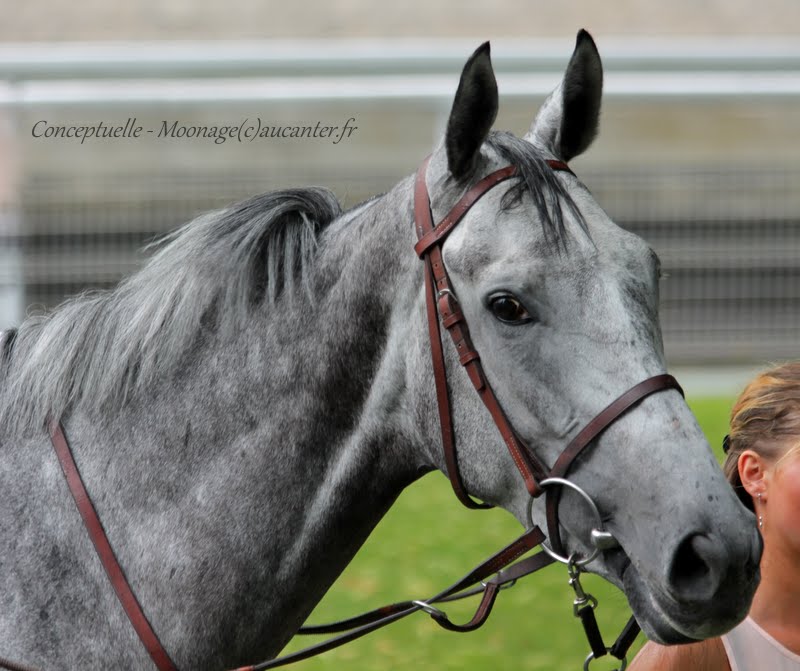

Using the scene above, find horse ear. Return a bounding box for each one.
[445,42,499,180]
[525,29,603,161]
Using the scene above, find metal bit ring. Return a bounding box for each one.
[528,477,615,568]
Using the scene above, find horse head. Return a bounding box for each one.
[413,30,761,645]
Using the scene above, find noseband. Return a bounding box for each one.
[413,154,683,559]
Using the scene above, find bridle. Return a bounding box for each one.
[1,156,683,671]
[410,154,683,669]
[413,153,682,557]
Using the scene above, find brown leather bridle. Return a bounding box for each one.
[411,154,683,670]
[413,154,683,551]
[1,156,684,671]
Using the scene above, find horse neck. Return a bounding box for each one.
[48,179,431,662]
[174,179,429,657]
[282,177,429,496]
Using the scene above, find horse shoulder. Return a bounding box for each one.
[629,638,730,671]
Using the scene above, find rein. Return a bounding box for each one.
[3,157,684,671]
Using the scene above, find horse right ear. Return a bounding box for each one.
[444,42,499,181]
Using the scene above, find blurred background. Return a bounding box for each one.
[1,1,799,380]
[0,2,798,668]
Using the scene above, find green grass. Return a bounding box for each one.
[281,395,735,670]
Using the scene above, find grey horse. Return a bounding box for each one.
[0,31,760,670]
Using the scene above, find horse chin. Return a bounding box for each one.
[619,556,756,645]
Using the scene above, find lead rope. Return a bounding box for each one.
[232,526,557,670]
[566,557,639,670]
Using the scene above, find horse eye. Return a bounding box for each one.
[489,295,532,324]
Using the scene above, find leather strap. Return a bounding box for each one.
[421,251,488,508]
[415,157,495,507]
[296,550,554,638]
[544,375,684,557]
[571,611,641,664]
[610,615,642,660]
[579,606,608,660]
[49,421,177,671]
[414,164,518,258]
[239,526,555,670]
[414,157,573,503]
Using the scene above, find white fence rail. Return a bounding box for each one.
[2,39,800,104]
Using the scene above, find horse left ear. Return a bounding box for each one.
[525,29,603,161]
[445,42,499,180]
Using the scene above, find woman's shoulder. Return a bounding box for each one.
[629,637,729,671]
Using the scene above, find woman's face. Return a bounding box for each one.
[765,446,800,556]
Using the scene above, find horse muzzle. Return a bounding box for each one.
[622,520,762,643]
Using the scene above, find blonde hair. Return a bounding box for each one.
[722,362,800,511]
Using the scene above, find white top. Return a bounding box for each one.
[722,616,800,671]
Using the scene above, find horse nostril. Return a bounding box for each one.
[668,533,721,602]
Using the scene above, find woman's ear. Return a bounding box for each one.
[739,450,769,500]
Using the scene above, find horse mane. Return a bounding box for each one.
[0,186,342,435]
[1,134,583,437]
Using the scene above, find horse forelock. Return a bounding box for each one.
[0,186,342,435]
[485,131,588,251]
